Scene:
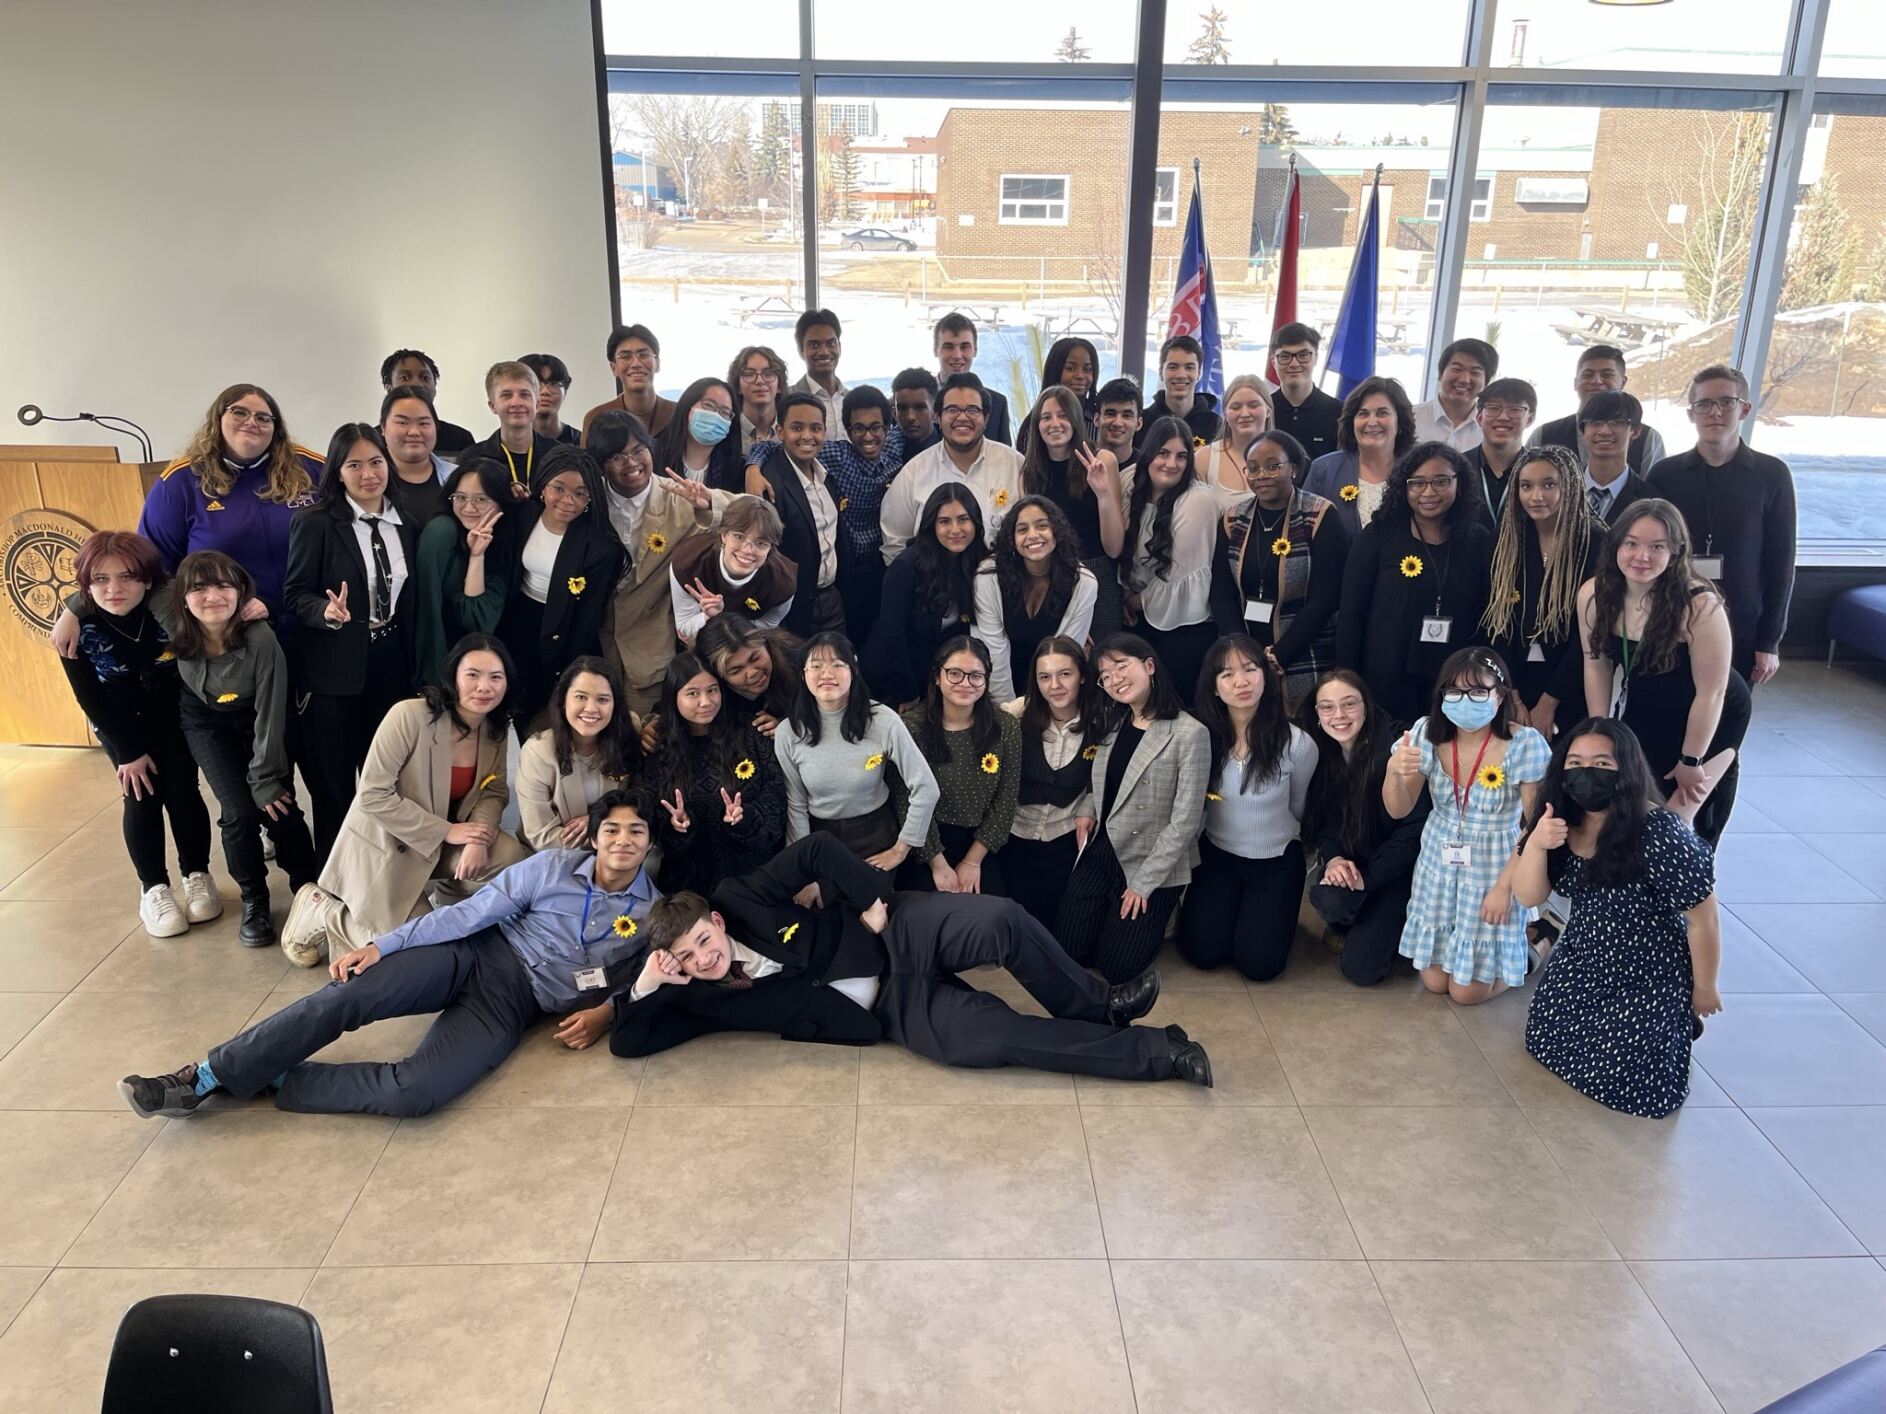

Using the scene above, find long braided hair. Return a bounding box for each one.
[1481,444,1597,645]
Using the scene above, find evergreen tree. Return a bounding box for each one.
[1188,7,1231,64]
[1257,103,1297,147]
[1780,173,1861,309]
[830,127,861,223]
[1055,26,1092,62]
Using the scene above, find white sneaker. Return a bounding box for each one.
[280,883,330,968]
[139,884,189,939]
[261,832,276,861]
[180,871,223,924]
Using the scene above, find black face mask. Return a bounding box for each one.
[1561,766,1621,814]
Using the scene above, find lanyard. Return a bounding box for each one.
[1618,630,1636,684]
[1448,730,1494,834]
[575,879,632,954]
[1417,528,1452,615]
[502,442,534,491]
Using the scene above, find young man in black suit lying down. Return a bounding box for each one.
[578,831,1213,1085]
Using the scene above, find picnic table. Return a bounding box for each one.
[736,293,801,325]
[1552,306,1684,352]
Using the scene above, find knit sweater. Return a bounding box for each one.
[895,707,1023,859]
[774,702,940,849]
[653,728,788,894]
[1203,725,1321,860]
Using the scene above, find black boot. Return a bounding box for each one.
[238,892,274,948]
[1106,966,1161,1027]
[1166,1023,1213,1088]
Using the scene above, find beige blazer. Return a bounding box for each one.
[515,729,633,852]
[603,480,727,713]
[1086,713,1211,896]
[317,698,522,937]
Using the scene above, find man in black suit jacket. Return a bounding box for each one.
[609,833,1213,1086]
[1578,391,1656,529]
[755,394,849,638]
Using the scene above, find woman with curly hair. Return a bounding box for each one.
[645,650,786,894]
[1301,375,1417,537]
[136,383,321,617]
[696,613,799,737]
[1335,440,1494,724]
[1122,415,1224,709]
[971,494,1097,703]
[1575,500,1747,843]
[863,483,987,708]
[1480,444,1602,738]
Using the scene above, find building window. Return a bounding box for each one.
[1154,168,1179,226]
[998,174,1070,225]
[1667,203,1689,225]
[1427,174,1492,222]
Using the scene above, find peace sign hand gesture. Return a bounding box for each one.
[684,577,725,620]
[659,788,692,834]
[1074,443,1112,493]
[466,508,502,557]
[720,788,744,826]
[322,586,351,626]
[662,467,712,510]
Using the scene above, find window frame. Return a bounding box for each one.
[997,172,1071,226]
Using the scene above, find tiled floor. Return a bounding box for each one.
[1,664,1884,1413]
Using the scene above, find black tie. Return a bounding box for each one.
[363,516,392,625]
[1588,486,1609,521]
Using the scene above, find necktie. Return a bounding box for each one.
[722,960,753,991]
[363,516,392,625]
[1587,486,1609,521]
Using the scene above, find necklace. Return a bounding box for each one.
[99,608,148,644]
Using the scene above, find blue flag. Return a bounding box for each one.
[1326,178,1381,398]
[1167,174,1224,401]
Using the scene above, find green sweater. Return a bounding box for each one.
[412,515,509,689]
[897,707,1023,859]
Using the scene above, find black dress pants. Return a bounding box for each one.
[179,696,317,899]
[209,927,547,1116]
[997,831,1079,932]
[895,821,1009,897]
[875,892,1172,1079]
[1053,828,1183,984]
[295,632,410,865]
[1177,838,1306,982]
[113,721,212,890]
[1308,862,1417,987]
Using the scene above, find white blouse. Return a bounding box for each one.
[1126,477,1217,631]
[519,521,564,603]
[970,563,1098,705]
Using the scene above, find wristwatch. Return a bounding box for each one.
[1677,753,1703,768]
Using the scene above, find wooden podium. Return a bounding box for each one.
[0,445,166,745]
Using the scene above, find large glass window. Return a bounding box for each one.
[815,3,1138,63]
[1820,2,1886,81]
[1488,0,1793,77]
[1768,108,1886,542]
[1161,2,1470,69]
[600,0,796,60]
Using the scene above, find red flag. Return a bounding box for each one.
[1265,161,1301,386]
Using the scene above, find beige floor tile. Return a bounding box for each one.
[0,1112,166,1266]
[1373,1259,1718,1414]
[842,1259,1135,1414]
[1715,906,1816,993]
[591,1107,853,1261]
[0,759,119,821]
[1083,1107,1359,1259]
[242,986,441,1067]
[64,1111,394,1268]
[78,923,292,993]
[1252,988,1511,1106]
[858,1037,1075,1104]
[1074,990,1296,1107]
[1145,941,1258,992]
[1112,1259,1430,1414]
[0,829,71,895]
[306,1263,581,1414]
[1746,1106,1886,1253]
[1246,929,1404,995]
[637,1029,859,1105]
[0,1266,313,1413]
[0,824,144,902]
[851,1105,1103,1258]
[1633,1257,1886,1413]
[460,1019,642,1107]
[1528,1104,1865,1258]
[0,900,135,991]
[0,989,263,1109]
[1450,985,1734,1108]
[325,1106,627,1266]
[1698,993,1886,1106]
[1303,1106,1616,1260]
[0,1268,46,1336]
[543,1261,846,1414]
[0,992,60,1061]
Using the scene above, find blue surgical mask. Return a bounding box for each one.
[689,408,732,446]
[1440,694,1499,731]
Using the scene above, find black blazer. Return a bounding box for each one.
[1591,470,1655,528]
[757,447,852,637]
[1336,517,1493,718]
[510,504,624,675]
[283,501,419,694]
[862,547,971,707]
[608,833,891,1057]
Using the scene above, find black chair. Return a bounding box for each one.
[101,1294,333,1414]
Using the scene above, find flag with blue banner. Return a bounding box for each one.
[1326,170,1382,398]
[1167,163,1224,401]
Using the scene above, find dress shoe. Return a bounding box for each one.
[238,893,275,948]
[1166,1023,1213,1088]
[1106,966,1161,1027]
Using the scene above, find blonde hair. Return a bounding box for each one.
[1480,444,1598,645]
[178,384,313,504]
[484,360,540,398]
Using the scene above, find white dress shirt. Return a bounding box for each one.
[1583,464,1632,523]
[878,438,1026,564]
[797,458,840,588]
[346,495,408,628]
[1413,398,1483,453]
[789,373,848,436]
[604,481,652,554]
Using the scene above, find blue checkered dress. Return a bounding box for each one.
[1398,719,1550,986]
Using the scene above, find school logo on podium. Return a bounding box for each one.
[1,510,93,643]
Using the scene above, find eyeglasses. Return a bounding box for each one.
[613,349,657,366]
[1580,418,1633,432]
[1406,476,1457,492]
[224,408,276,429]
[448,493,496,510]
[941,667,988,687]
[1245,458,1292,476]
[1441,688,1495,704]
[1315,696,1364,716]
[1688,396,1744,415]
[1478,402,1529,419]
[543,484,592,504]
[941,405,985,421]
[739,368,779,383]
[1272,349,1315,365]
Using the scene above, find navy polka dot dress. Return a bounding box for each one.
[1523,808,1715,1117]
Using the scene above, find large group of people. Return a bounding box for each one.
[60,313,1795,1123]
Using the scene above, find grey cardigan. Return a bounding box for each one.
[1088,712,1211,896]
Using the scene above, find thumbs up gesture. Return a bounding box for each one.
[1391,729,1422,783]
[1527,802,1569,855]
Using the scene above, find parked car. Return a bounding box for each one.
[840,227,916,251]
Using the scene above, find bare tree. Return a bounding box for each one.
[619,95,744,211]
[1670,112,1767,325]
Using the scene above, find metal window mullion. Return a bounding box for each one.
[1424,0,1498,400]
[1119,0,1168,391]
[799,0,819,309]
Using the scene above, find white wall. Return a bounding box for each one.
[0,0,613,463]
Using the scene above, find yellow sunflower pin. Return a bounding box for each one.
[645,530,667,555]
[478,772,497,791]
[1206,791,1223,801]
[838,496,850,512]
[744,596,761,611]
[1193,435,1207,448]
[1339,484,1360,502]
[156,650,175,662]
[1081,745,1099,761]
[993,489,1009,508]
[1476,763,1506,790]
[1399,555,1424,579]
[734,758,757,781]
[1270,535,1291,557]
[1508,588,1522,605]
[864,752,884,771]
[567,576,587,596]
[215,692,238,703]
[205,500,226,512]
[979,752,1000,775]
[612,914,637,938]
[780,921,800,944]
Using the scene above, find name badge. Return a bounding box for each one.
[574,967,607,992]
[1441,843,1472,866]
[1243,598,1274,625]
[1419,616,1452,644]
[1693,554,1724,579]
[1526,641,1546,663]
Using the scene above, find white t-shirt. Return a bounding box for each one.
[520,520,564,603]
